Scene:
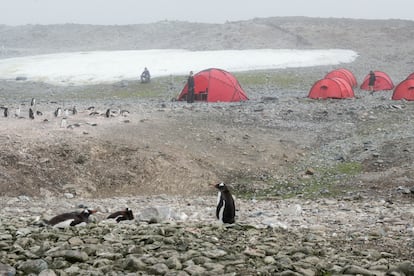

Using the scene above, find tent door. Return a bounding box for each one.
[195,88,208,101]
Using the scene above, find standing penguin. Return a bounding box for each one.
[54,107,62,117]
[72,106,77,115]
[213,182,236,224]
[29,108,35,119]
[3,107,9,117]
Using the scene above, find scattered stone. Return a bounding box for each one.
[17,259,48,274]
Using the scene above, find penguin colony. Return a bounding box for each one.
[2,99,237,226]
[1,97,129,124]
[44,183,235,228]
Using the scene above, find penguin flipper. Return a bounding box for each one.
[70,218,86,226]
[216,198,224,220]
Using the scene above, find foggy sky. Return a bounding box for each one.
[1,0,413,26]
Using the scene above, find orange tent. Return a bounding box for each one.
[360,71,394,91]
[308,77,354,99]
[177,68,248,102]
[406,72,414,79]
[325,68,357,88]
[392,78,414,101]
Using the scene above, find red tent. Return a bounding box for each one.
[325,68,357,88]
[308,77,354,99]
[360,71,394,91]
[406,72,414,80]
[392,78,414,101]
[177,68,248,102]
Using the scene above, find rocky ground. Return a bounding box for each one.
[0,17,414,275]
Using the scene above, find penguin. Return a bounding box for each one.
[120,109,130,117]
[213,182,236,224]
[29,108,34,119]
[2,107,9,117]
[30,98,36,107]
[60,117,67,128]
[15,105,21,117]
[54,107,62,117]
[107,208,134,223]
[89,111,99,116]
[45,209,97,228]
[105,108,111,118]
[72,106,77,115]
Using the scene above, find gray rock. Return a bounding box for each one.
[165,256,182,270]
[393,261,414,276]
[342,265,376,276]
[123,255,148,271]
[148,263,170,275]
[139,206,172,222]
[0,262,16,276]
[184,264,206,275]
[17,259,48,274]
[279,270,302,276]
[202,249,227,259]
[38,269,57,276]
[60,250,89,263]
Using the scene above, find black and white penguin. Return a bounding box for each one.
[105,108,111,118]
[29,108,34,119]
[15,105,21,117]
[45,209,97,228]
[213,182,236,224]
[30,98,36,107]
[120,109,130,117]
[107,208,134,223]
[60,117,67,128]
[2,107,9,117]
[54,107,62,117]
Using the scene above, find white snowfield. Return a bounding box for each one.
[0,49,358,86]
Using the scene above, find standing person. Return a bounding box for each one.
[368,70,376,94]
[187,71,195,103]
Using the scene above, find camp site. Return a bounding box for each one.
[0,16,414,275]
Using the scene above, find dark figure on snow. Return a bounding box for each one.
[141,67,151,83]
[368,70,376,94]
[187,71,195,103]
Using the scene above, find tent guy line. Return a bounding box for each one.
[0,48,358,86]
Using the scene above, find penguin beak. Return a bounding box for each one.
[89,209,97,214]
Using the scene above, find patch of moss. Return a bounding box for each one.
[333,162,363,175]
[234,72,298,88]
[232,162,363,200]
